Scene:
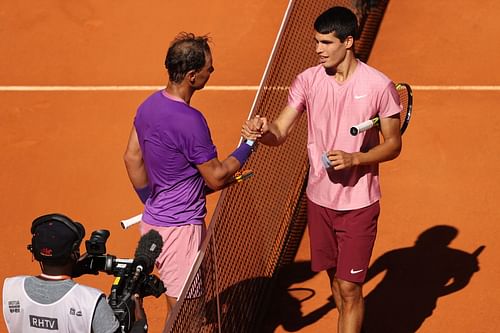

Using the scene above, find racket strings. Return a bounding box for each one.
[398,87,409,122]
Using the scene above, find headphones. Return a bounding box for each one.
[28,213,86,261]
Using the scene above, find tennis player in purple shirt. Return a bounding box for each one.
[123,32,254,324]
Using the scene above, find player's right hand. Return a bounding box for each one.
[242,115,268,141]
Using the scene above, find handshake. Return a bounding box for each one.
[241,115,268,143]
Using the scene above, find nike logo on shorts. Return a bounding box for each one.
[350,268,364,274]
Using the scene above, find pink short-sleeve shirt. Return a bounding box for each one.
[288,60,401,210]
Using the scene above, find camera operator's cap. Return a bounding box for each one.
[30,213,85,262]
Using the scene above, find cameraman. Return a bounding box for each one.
[2,213,147,333]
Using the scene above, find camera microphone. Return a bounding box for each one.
[133,229,163,275]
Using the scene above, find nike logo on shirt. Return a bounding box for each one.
[354,94,368,99]
[350,269,364,274]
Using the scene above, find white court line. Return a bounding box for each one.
[0,85,259,91]
[411,85,500,91]
[0,85,499,91]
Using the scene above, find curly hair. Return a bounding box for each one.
[165,32,212,84]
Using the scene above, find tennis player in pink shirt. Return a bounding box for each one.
[242,6,402,333]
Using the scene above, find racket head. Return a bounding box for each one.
[395,82,413,135]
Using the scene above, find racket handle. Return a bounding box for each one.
[121,214,142,229]
[350,118,377,136]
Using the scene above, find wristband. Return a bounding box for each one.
[246,139,257,152]
[135,185,151,204]
[230,141,253,166]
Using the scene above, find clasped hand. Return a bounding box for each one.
[241,115,268,141]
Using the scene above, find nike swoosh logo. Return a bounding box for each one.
[350,269,364,274]
[354,94,367,99]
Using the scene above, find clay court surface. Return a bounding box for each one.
[1,0,500,332]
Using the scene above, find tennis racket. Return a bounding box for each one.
[350,82,413,136]
[205,169,254,195]
[120,169,255,229]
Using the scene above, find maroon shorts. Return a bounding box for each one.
[307,198,380,283]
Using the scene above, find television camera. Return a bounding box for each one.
[72,229,165,332]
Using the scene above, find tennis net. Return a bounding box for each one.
[164,1,390,332]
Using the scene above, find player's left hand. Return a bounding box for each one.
[326,150,359,170]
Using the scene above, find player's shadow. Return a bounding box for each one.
[261,260,336,332]
[362,225,485,333]
[199,263,334,333]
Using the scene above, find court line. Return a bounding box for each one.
[0,85,499,91]
[411,85,500,91]
[0,85,258,91]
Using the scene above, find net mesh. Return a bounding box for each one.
[164,1,389,332]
